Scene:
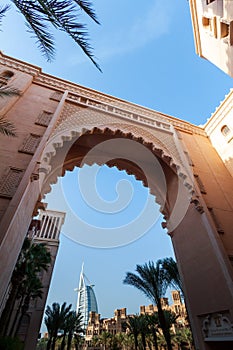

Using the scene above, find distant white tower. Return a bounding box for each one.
[75,263,98,330]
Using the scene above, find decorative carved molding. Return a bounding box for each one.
[18,134,41,155]
[190,196,204,214]
[202,313,233,341]
[0,52,40,76]
[0,51,207,136]
[0,167,24,198]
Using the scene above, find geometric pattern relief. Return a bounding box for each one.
[18,134,41,155]
[0,167,24,198]
[35,111,53,127]
[50,91,63,101]
[52,103,185,169]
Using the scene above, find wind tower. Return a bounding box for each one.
[75,263,98,331]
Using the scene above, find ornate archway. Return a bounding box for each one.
[0,53,233,349]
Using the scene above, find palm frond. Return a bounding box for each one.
[123,261,168,305]
[0,86,21,97]
[11,0,101,69]
[0,116,16,137]
[0,4,10,26]
[11,0,55,61]
[38,0,102,71]
[75,0,100,24]
[159,258,183,294]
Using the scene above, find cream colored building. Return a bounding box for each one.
[86,308,128,343]
[189,0,233,76]
[140,291,188,333]
[86,291,188,344]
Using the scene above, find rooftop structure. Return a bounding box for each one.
[189,0,233,77]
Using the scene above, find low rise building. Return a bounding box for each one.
[85,290,188,343]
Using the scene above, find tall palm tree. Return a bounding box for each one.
[12,275,44,337]
[123,261,172,350]
[160,257,183,296]
[137,315,148,350]
[98,331,112,350]
[65,311,83,350]
[45,302,72,350]
[73,333,85,350]
[0,238,51,336]
[174,327,193,350]
[144,313,159,350]
[1,1,101,70]
[125,316,141,350]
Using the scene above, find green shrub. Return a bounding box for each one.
[0,336,24,350]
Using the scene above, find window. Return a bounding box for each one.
[202,16,217,38]
[221,22,229,39]
[202,17,210,27]
[221,125,230,137]
[0,167,24,198]
[18,134,41,154]
[50,91,63,101]
[0,70,14,88]
[35,111,53,127]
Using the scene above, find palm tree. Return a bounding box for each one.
[0,238,51,336]
[0,115,16,136]
[0,85,21,137]
[123,261,172,350]
[173,327,193,350]
[144,313,159,350]
[125,316,141,350]
[137,315,148,350]
[98,331,112,350]
[115,333,127,350]
[73,333,85,350]
[0,1,101,70]
[45,302,72,350]
[12,275,44,337]
[65,311,83,350]
[91,335,100,348]
[163,310,178,343]
[160,258,183,296]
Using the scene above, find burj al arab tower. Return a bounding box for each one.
[75,264,98,330]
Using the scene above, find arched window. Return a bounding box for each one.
[0,70,14,88]
[221,125,231,137]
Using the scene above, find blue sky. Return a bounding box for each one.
[1,0,233,328]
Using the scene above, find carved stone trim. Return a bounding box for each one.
[0,167,24,198]
[190,196,204,214]
[208,207,224,234]
[18,133,41,155]
[35,111,53,127]
[0,52,40,77]
[202,312,233,341]
[35,76,205,136]
[0,51,208,136]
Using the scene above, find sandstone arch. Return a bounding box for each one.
[0,54,233,349]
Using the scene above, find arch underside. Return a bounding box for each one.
[38,123,195,224]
